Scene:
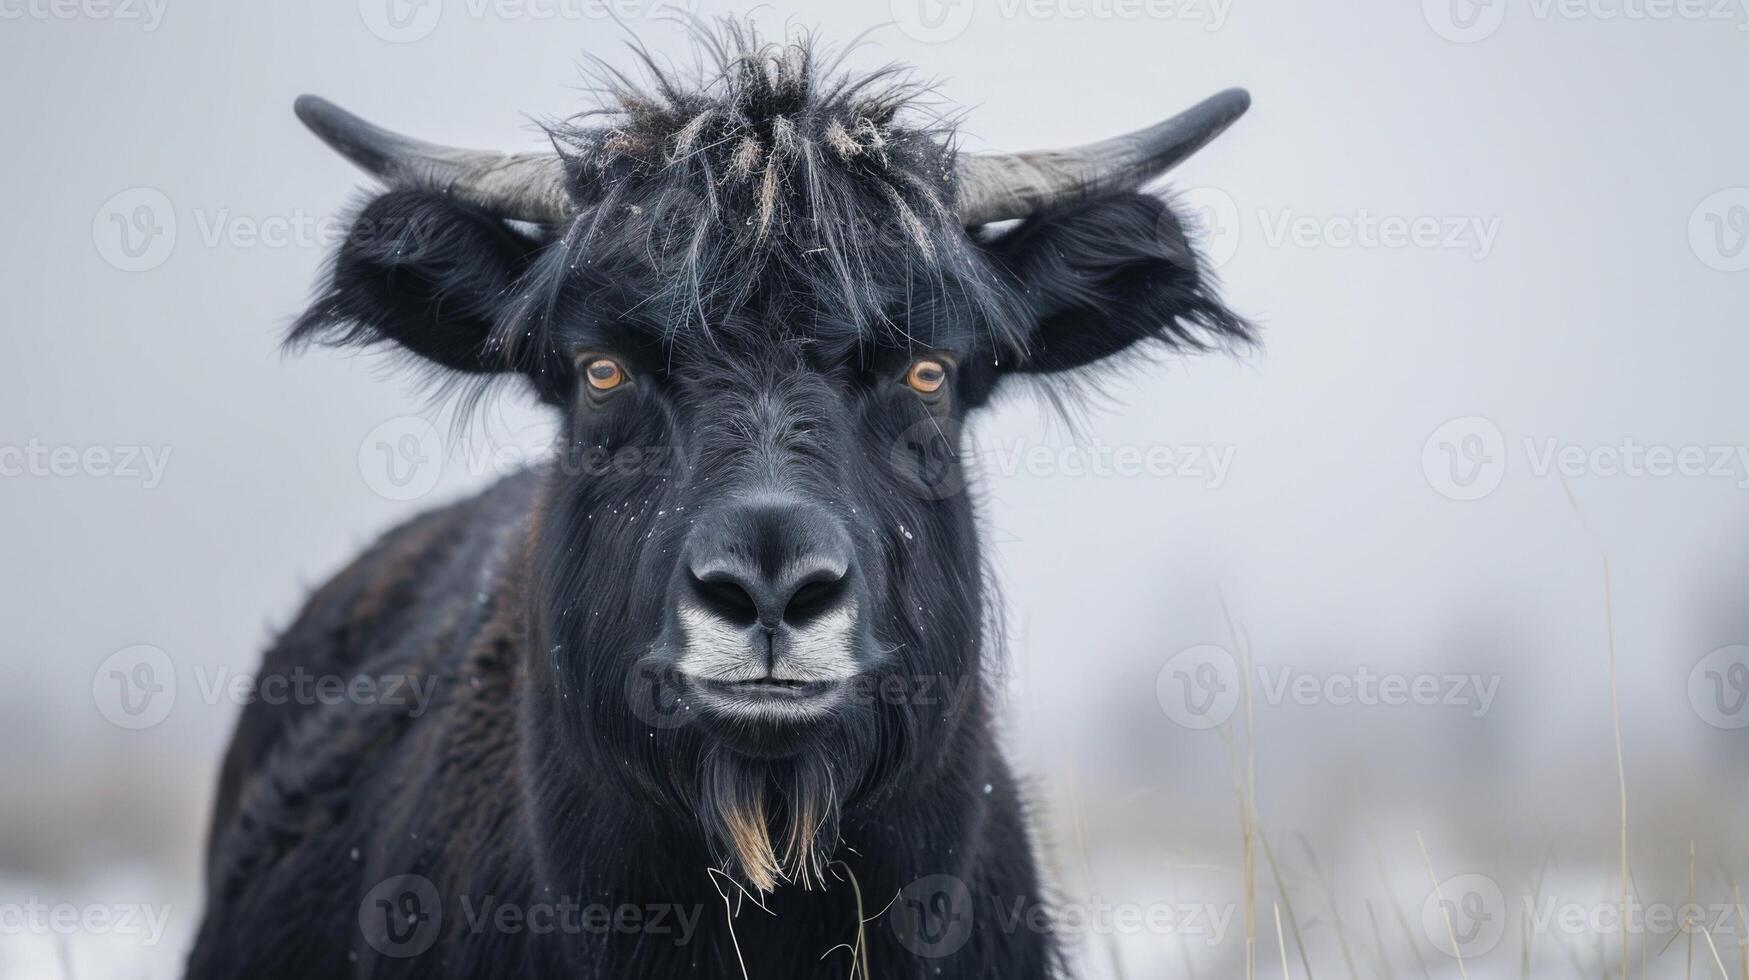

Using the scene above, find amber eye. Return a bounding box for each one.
[906,359,948,395]
[584,358,626,392]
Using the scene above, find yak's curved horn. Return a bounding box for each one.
[294,95,575,225]
[953,88,1250,226]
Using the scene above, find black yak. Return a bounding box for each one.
[189,23,1251,979]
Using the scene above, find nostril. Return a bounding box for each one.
[782,572,848,625]
[689,571,761,626]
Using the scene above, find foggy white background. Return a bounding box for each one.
[3,0,1748,976]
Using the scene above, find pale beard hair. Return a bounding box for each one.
[696,741,863,893]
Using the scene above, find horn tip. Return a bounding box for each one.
[293,94,402,178]
[293,93,336,131]
[1214,87,1251,119]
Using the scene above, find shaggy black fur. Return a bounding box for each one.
[190,23,1250,980]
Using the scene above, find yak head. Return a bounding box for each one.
[290,25,1251,892]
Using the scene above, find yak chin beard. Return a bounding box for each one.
[696,741,863,893]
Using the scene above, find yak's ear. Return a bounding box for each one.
[985,192,1251,375]
[289,188,562,394]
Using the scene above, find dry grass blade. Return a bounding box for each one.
[1221,710,1256,980]
[1523,847,1551,980]
[1603,559,1629,980]
[1727,876,1747,980]
[705,867,754,980]
[1260,829,1314,980]
[824,860,872,980]
[1415,831,1469,980]
[1276,902,1293,980]
[1519,904,1531,979]
[1698,922,1734,979]
[1219,591,1258,980]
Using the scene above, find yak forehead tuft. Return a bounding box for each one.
[491,21,1028,371]
[559,27,924,179]
[550,23,953,250]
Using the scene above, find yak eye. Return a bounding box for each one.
[906,359,948,395]
[584,358,627,392]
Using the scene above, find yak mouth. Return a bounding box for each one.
[678,670,854,759]
[687,674,848,719]
[710,676,835,694]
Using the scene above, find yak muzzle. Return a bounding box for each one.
[671,496,866,721]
